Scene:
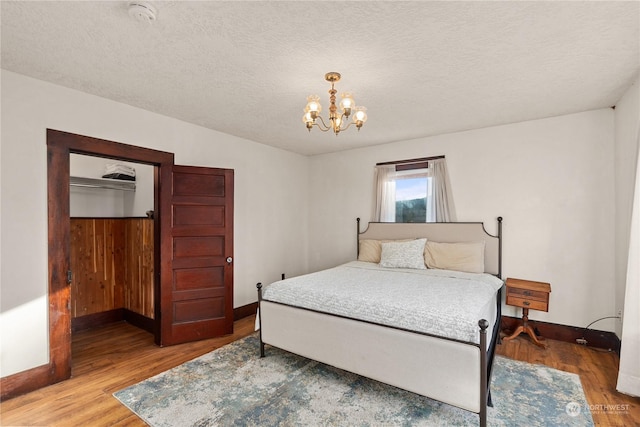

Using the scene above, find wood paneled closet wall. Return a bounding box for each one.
[70,218,154,329]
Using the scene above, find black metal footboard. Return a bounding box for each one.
[479,286,503,427]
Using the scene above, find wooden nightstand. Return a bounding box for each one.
[502,277,551,348]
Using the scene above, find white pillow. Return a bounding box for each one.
[379,238,427,269]
[424,241,485,273]
[358,239,414,263]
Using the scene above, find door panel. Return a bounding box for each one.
[173,267,224,290]
[173,173,225,196]
[173,205,225,226]
[160,165,234,345]
[174,298,225,323]
[173,236,224,258]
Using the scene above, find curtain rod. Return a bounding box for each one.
[376,155,445,167]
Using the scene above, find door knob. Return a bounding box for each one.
[226,257,233,264]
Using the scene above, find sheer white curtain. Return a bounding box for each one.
[428,158,456,222]
[617,127,640,397]
[373,165,396,222]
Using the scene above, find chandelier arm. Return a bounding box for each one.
[314,115,331,131]
[340,121,354,132]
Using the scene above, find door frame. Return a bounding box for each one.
[46,129,174,384]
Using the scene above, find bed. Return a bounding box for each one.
[256,218,503,427]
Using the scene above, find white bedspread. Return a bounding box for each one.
[261,261,503,344]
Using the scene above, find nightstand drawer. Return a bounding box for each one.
[507,287,548,301]
[506,295,548,311]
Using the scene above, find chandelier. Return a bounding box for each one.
[302,72,368,135]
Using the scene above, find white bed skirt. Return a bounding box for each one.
[259,301,485,413]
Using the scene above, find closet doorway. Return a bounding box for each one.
[47,129,234,387]
[70,154,156,334]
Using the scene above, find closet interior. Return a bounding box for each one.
[70,154,156,333]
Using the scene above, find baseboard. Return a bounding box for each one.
[234,302,258,321]
[0,363,56,401]
[71,308,155,334]
[501,315,621,353]
[124,310,155,334]
[72,309,126,333]
[71,304,257,333]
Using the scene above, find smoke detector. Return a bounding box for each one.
[128,1,157,24]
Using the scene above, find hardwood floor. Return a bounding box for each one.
[1,316,638,426]
[1,317,255,427]
[496,333,639,426]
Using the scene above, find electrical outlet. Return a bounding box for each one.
[617,309,623,323]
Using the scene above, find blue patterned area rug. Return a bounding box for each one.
[114,334,593,426]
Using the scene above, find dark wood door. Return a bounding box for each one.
[160,165,234,345]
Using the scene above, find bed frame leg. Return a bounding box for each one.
[479,319,489,427]
[356,217,361,258]
[257,283,265,358]
[497,216,503,279]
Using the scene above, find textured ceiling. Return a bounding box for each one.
[2,1,639,156]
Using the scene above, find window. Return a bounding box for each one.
[373,156,455,223]
[395,169,434,223]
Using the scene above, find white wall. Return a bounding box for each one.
[0,70,309,377]
[0,67,630,381]
[308,109,616,331]
[614,75,640,338]
[70,154,154,218]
